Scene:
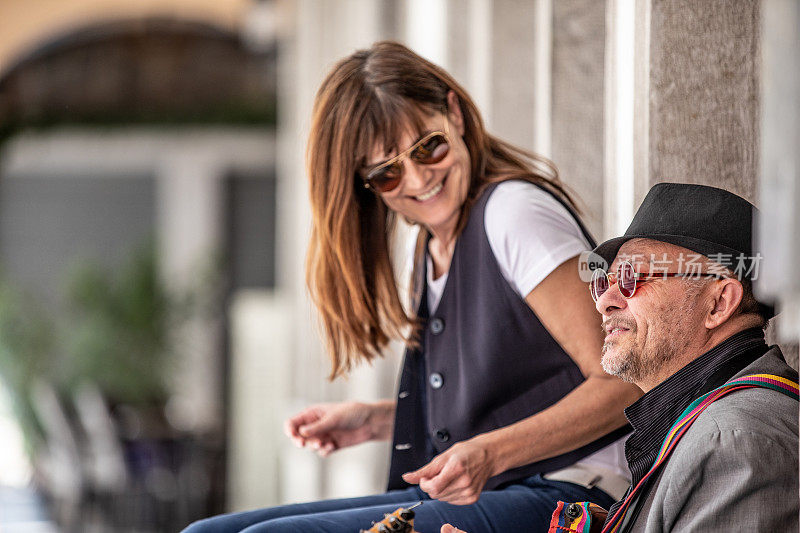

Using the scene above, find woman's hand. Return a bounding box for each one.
[401,436,496,505]
[441,525,468,533]
[284,400,395,456]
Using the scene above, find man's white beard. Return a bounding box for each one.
[602,337,675,385]
[601,344,639,382]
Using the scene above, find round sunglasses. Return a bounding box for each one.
[361,130,451,193]
[590,260,718,302]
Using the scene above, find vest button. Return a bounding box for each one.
[430,317,445,335]
[429,372,444,389]
[435,429,450,442]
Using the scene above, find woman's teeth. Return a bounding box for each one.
[415,182,443,201]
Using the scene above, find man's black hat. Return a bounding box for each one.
[592,182,773,317]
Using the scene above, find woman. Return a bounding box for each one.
[185,41,640,533]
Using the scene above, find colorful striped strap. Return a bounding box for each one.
[602,373,799,533]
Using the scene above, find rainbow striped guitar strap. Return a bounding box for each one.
[601,373,799,533]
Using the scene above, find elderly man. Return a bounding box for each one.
[586,182,798,532]
[443,183,798,532]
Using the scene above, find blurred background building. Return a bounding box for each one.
[0,0,796,531]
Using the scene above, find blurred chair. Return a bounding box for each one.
[30,377,214,532]
[30,379,85,531]
[72,381,132,530]
[73,382,128,492]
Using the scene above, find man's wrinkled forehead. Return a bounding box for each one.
[611,238,708,272]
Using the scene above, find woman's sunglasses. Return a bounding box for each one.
[590,260,718,302]
[362,130,451,193]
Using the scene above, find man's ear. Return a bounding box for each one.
[704,279,744,329]
[446,90,465,135]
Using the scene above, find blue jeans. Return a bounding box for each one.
[181,475,615,533]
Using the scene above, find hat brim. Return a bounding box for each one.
[592,233,747,268]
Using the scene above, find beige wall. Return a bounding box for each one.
[0,0,251,73]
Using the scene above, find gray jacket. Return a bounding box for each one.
[626,347,798,532]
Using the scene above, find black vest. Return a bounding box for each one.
[387,181,629,490]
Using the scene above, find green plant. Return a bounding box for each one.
[60,245,173,405]
[0,241,218,452]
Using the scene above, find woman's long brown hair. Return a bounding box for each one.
[307,41,579,379]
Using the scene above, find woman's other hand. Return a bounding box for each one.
[401,437,495,505]
[441,525,468,533]
[283,400,395,456]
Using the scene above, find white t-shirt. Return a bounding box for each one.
[424,180,630,491]
[426,180,590,311]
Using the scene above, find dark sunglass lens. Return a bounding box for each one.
[619,262,637,297]
[368,162,403,193]
[375,176,401,193]
[591,269,609,302]
[411,135,449,164]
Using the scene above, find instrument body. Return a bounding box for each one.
[360,503,422,533]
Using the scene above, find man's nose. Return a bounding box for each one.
[595,278,627,316]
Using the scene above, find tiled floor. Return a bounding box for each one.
[0,485,59,533]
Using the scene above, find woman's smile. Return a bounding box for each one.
[413,177,445,202]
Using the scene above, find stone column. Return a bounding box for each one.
[447,0,492,123]
[644,0,761,202]
[605,0,761,231]
[758,0,800,368]
[490,0,538,149]
[552,0,607,238]
[602,0,762,218]
[158,152,224,434]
